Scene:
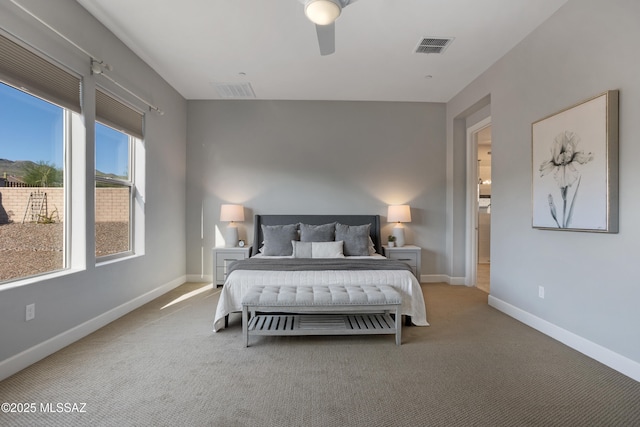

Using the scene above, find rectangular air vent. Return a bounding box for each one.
[213,82,256,99]
[415,37,454,54]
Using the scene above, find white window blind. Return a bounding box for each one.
[0,32,81,113]
[96,88,144,139]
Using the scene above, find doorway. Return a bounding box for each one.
[465,117,491,292]
[476,125,491,293]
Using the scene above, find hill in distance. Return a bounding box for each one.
[0,159,37,178]
[0,159,121,180]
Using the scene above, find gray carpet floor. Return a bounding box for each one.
[1,282,639,426]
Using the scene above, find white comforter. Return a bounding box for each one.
[213,264,429,331]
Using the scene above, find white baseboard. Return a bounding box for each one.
[0,275,187,381]
[420,274,467,285]
[489,295,640,383]
[448,276,467,286]
[420,274,447,283]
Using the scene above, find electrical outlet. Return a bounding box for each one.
[26,304,35,321]
[538,286,545,299]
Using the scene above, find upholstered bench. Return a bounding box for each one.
[241,284,402,347]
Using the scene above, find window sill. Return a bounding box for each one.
[0,268,85,291]
[96,251,142,267]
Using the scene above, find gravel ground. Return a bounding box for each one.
[95,222,130,257]
[0,222,128,282]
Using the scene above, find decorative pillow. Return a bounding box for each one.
[299,222,336,242]
[292,240,312,258]
[292,240,345,258]
[311,241,344,258]
[261,224,298,256]
[335,223,371,256]
[368,236,376,255]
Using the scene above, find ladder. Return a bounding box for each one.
[22,191,48,223]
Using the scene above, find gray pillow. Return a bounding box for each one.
[335,223,370,256]
[261,224,298,256]
[299,222,335,242]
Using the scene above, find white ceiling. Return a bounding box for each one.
[75,0,568,102]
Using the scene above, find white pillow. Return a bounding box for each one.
[291,240,345,258]
[368,236,376,255]
[292,241,312,258]
[311,241,345,258]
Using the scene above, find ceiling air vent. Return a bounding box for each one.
[415,37,454,54]
[213,82,256,99]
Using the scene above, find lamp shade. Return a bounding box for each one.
[220,204,244,222]
[305,0,342,25]
[387,205,411,223]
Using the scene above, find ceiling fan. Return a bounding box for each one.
[299,0,357,55]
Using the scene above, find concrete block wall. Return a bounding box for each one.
[0,188,64,223]
[95,187,130,222]
[0,187,129,224]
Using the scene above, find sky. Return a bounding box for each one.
[0,82,128,177]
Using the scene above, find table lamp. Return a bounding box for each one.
[220,204,244,247]
[387,205,411,247]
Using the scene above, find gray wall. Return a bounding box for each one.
[0,0,187,371]
[447,0,640,366]
[186,100,447,280]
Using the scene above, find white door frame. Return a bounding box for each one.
[465,116,491,287]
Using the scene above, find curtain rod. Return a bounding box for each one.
[9,0,164,115]
[91,61,164,115]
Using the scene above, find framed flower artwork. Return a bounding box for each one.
[532,90,618,232]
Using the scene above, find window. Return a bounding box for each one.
[94,123,132,258]
[0,83,67,283]
[94,89,143,260]
[0,32,145,283]
[0,30,80,284]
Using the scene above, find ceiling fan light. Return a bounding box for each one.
[305,0,341,25]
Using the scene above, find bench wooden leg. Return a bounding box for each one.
[395,306,402,346]
[242,306,249,347]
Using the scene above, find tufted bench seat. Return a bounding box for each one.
[241,284,402,347]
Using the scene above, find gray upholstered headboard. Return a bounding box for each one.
[252,214,382,256]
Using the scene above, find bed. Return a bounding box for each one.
[213,214,428,332]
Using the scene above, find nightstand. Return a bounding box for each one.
[383,245,421,279]
[212,247,250,287]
